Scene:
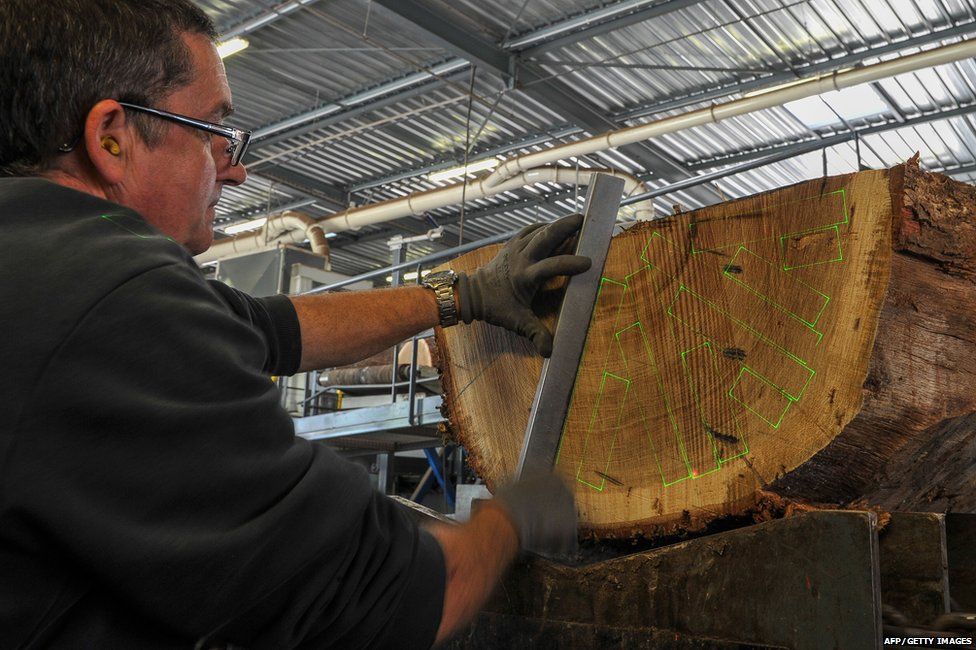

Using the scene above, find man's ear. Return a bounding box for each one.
[82,99,130,185]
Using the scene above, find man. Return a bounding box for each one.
[0,1,589,648]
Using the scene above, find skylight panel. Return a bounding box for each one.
[785,83,889,129]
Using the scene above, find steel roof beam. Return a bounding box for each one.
[250,166,347,210]
[215,197,319,227]
[613,20,976,122]
[249,60,471,147]
[348,125,582,193]
[683,103,976,171]
[373,0,511,75]
[238,0,693,155]
[217,0,322,39]
[946,161,976,177]
[514,0,702,58]
[235,6,974,171]
[372,0,719,205]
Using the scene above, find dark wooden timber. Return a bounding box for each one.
[447,613,787,649]
[947,513,976,611]
[459,511,882,650]
[879,512,950,625]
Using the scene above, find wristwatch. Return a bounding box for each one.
[422,270,459,327]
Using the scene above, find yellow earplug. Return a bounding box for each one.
[100,136,121,156]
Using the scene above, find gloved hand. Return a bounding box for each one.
[492,471,578,558]
[456,213,592,357]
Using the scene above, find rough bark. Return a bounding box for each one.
[435,161,976,538]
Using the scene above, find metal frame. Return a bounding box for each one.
[293,396,444,440]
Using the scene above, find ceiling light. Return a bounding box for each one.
[222,217,266,235]
[217,37,249,59]
[427,158,499,183]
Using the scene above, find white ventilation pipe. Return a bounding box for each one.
[200,38,976,266]
[484,38,976,188]
[197,168,651,263]
[197,210,330,263]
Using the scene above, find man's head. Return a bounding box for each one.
[0,0,247,254]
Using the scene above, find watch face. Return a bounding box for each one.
[426,270,455,286]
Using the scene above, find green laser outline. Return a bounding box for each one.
[779,189,850,270]
[780,224,845,271]
[596,264,699,488]
[575,372,629,491]
[100,214,176,242]
[566,188,850,488]
[639,230,682,268]
[680,341,750,467]
[666,285,816,402]
[629,393,691,488]
[675,341,722,478]
[728,366,796,429]
[724,245,830,336]
[615,320,695,487]
[689,188,849,255]
[555,277,628,467]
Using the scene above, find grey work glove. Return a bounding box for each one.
[456,213,592,357]
[493,471,578,558]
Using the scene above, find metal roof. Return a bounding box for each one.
[198,0,976,278]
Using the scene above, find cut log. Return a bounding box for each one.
[435,160,976,538]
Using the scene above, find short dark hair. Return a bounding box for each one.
[0,0,218,176]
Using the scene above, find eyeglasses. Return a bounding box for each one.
[118,102,251,166]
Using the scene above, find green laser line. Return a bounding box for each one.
[563,187,850,489]
[100,214,175,242]
[724,245,828,338]
[689,188,848,255]
[728,366,796,429]
[781,224,845,271]
[555,276,627,467]
[680,341,750,467]
[667,285,816,400]
[575,372,629,491]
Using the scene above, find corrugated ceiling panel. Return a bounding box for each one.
[202,0,976,275]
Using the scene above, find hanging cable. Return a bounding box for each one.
[516,0,807,90]
[500,0,534,48]
[362,0,371,37]
[465,89,506,156]
[303,4,539,135]
[458,67,477,245]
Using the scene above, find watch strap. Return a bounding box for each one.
[423,271,459,327]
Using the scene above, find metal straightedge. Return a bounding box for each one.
[515,173,625,478]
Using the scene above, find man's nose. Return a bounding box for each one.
[221,158,247,187]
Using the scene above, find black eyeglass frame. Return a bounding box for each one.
[117,102,251,166]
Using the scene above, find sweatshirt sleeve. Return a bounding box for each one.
[206,279,303,376]
[9,262,444,649]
